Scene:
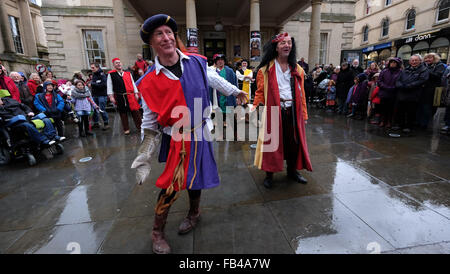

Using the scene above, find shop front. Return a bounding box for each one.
[361,42,393,68]
[394,27,450,65]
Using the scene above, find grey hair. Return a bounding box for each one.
[9,71,20,78]
[411,54,423,61]
[424,52,441,63]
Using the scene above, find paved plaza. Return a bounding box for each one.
[1,109,450,254]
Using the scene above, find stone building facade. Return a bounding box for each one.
[40,0,337,79]
[352,0,450,67]
[0,0,48,75]
[284,0,356,67]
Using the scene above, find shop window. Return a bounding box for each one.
[412,41,429,57]
[379,49,391,62]
[430,37,449,61]
[368,51,379,65]
[83,30,107,68]
[397,45,412,61]
[363,26,369,43]
[406,10,416,30]
[436,0,450,23]
[8,16,24,54]
[381,19,389,37]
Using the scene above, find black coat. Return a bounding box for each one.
[422,62,446,104]
[396,63,429,102]
[336,67,355,98]
[90,68,108,97]
[0,97,32,120]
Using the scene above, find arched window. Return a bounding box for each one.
[363,26,369,42]
[381,19,389,37]
[406,9,416,30]
[437,0,450,22]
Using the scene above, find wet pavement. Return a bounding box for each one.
[1,109,450,254]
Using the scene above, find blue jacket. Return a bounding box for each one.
[34,91,64,118]
[209,66,237,112]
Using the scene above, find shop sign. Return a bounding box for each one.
[362,42,392,53]
[404,31,439,44]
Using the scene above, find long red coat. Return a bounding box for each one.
[253,60,312,173]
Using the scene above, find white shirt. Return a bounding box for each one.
[275,59,293,108]
[106,70,139,95]
[236,68,253,82]
[141,49,241,136]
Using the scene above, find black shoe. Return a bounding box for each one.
[287,170,308,184]
[263,177,273,189]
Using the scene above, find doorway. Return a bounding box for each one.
[204,39,226,66]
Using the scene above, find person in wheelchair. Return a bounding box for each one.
[0,90,63,147]
[34,81,66,138]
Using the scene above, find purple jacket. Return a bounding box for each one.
[377,58,402,99]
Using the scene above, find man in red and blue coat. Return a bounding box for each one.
[131,14,248,254]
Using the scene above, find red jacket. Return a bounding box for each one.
[370,86,381,104]
[27,79,39,96]
[2,75,21,102]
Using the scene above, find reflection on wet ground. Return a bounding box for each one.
[1,110,450,254]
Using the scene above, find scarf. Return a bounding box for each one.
[71,86,91,99]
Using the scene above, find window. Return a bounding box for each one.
[437,0,450,22]
[83,30,106,68]
[363,26,369,42]
[406,10,416,30]
[319,33,328,65]
[8,16,24,54]
[385,0,392,7]
[365,0,371,15]
[381,19,389,37]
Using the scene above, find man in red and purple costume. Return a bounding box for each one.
[131,14,248,254]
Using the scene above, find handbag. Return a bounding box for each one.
[433,87,445,107]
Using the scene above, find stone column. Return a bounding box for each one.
[112,0,129,64]
[249,0,261,64]
[18,0,38,57]
[186,0,198,53]
[308,0,322,66]
[0,0,15,53]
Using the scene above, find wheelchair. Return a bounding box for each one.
[0,116,64,166]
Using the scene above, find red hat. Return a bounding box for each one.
[112,58,121,63]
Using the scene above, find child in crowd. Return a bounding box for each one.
[368,73,381,124]
[34,81,65,137]
[326,80,336,112]
[346,73,369,119]
[71,79,99,137]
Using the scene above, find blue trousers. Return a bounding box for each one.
[92,96,109,124]
[13,121,49,145]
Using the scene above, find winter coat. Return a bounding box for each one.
[27,79,39,96]
[15,81,34,107]
[71,86,97,112]
[422,61,446,104]
[90,68,108,97]
[351,66,364,77]
[0,97,32,120]
[210,66,237,113]
[34,91,64,118]
[377,58,402,99]
[350,73,369,105]
[0,75,21,103]
[326,86,336,101]
[336,66,355,99]
[395,63,430,102]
